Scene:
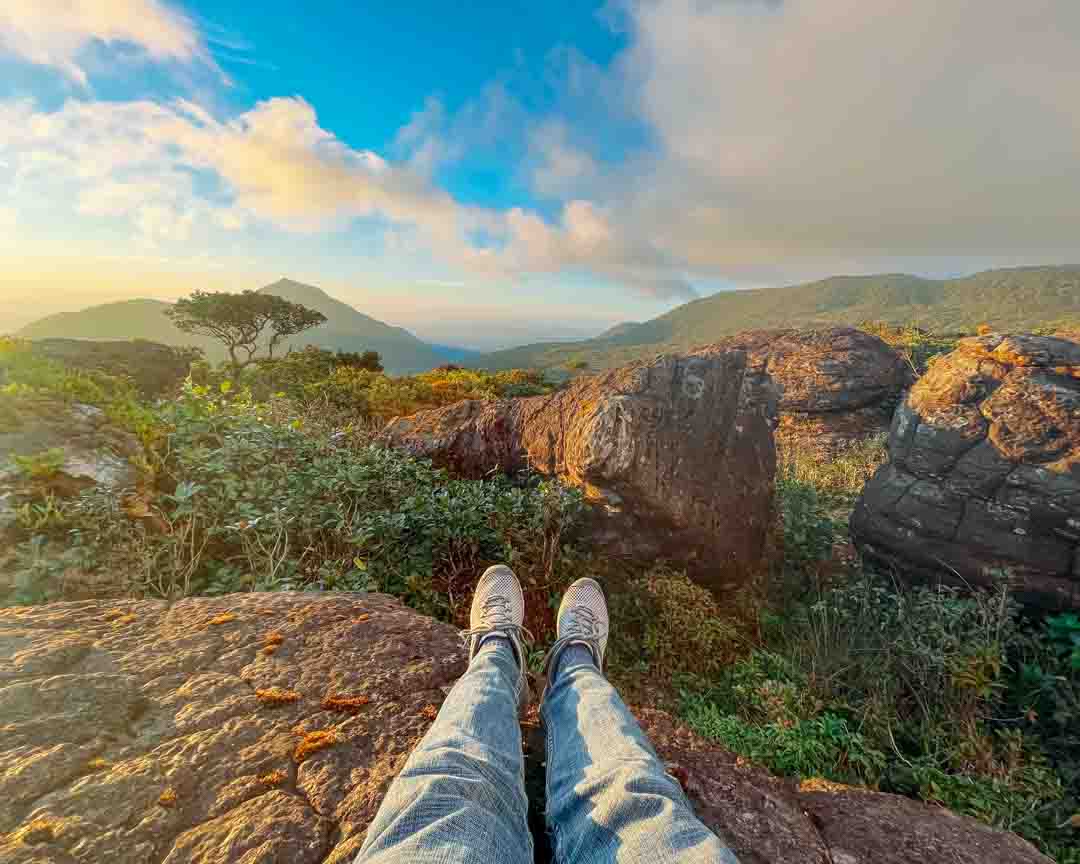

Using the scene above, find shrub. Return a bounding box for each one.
[0,337,158,445]
[858,321,959,375]
[680,568,1079,859]
[12,382,586,630]
[608,566,746,688]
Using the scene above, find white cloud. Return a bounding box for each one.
[0,0,208,85]
[606,0,1080,277]
[529,121,599,198]
[0,96,699,297]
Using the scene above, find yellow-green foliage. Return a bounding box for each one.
[608,566,746,686]
[0,337,160,445]
[11,448,66,480]
[300,364,552,423]
[857,321,960,375]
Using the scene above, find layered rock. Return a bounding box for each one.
[384,349,777,583]
[0,593,1051,864]
[703,326,913,459]
[852,333,1080,608]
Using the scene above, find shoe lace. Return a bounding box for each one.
[461,595,533,647]
[562,604,605,642]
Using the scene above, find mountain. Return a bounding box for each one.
[476,266,1080,372]
[254,279,445,373]
[18,279,447,375]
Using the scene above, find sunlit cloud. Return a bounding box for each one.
[0,0,210,85]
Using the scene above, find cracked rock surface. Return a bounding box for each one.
[852,333,1080,608]
[383,348,776,586]
[0,592,1051,863]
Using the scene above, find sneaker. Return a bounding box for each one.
[463,565,529,676]
[544,577,609,680]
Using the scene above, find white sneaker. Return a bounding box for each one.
[544,577,609,680]
[463,565,529,678]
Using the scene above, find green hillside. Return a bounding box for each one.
[18,279,447,375]
[477,266,1080,372]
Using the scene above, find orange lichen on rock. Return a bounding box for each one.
[353,614,371,624]
[258,770,287,786]
[255,687,301,706]
[262,645,278,656]
[294,729,339,762]
[158,788,178,808]
[12,817,58,843]
[321,694,370,714]
[208,612,237,626]
[110,613,137,626]
[264,631,285,646]
[420,704,439,720]
[799,777,860,793]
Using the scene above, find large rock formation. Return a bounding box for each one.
[0,593,1051,863]
[852,333,1080,608]
[704,327,913,459]
[384,349,777,583]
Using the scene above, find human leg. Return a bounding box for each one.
[355,566,533,864]
[542,579,739,864]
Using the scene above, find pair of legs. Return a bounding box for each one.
[355,567,738,864]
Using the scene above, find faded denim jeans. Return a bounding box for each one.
[355,640,738,863]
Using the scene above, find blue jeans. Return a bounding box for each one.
[356,641,737,863]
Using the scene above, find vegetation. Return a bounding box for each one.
[3,316,1079,859]
[675,442,1080,862]
[165,289,327,371]
[479,265,1080,372]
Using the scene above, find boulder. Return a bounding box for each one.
[851,333,1080,608]
[703,327,913,459]
[383,349,777,584]
[0,593,1051,863]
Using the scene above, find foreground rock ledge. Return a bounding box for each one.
[852,333,1080,608]
[0,593,1051,864]
[384,349,777,584]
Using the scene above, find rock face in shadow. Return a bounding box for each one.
[0,593,1051,864]
[703,327,913,459]
[383,349,777,585]
[851,333,1080,608]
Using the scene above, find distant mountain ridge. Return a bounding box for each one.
[18,279,450,375]
[476,266,1080,372]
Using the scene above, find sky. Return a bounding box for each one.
[0,0,1078,348]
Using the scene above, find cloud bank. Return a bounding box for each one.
[1,0,1078,301]
[0,0,208,85]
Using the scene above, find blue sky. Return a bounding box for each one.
[1,1,1078,348]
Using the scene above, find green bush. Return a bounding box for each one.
[680,568,1079,859]
[12,381,585,628]
[607,566,745,687]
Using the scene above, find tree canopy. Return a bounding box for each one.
[165,290,326,370]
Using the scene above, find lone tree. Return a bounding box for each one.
[165,290,327,372]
